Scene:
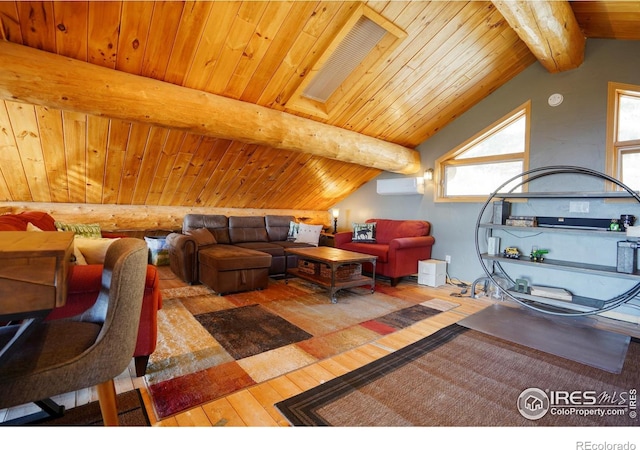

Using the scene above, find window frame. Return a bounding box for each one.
[434,101,531,202]
[605,82,640,192]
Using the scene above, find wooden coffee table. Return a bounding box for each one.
[285,247,377,303]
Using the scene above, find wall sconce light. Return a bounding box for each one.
[332,208,339,234]
[424,169,434,181]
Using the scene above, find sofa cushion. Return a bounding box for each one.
[367,219,430,244]
[229,216,269,243]
[0,215,27,231]
[265,215,296,242]
[339,242,389,263]
[199,245,272,271]
[186,227,216,246]
[0,211,57,231]
[184,214,231,244]
[233,241,285,257]
[352,222,377,243]
[74,237,120,264]
[19,211,57,231]
[47,264,160,320]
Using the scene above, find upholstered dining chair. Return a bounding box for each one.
[0,238,148,426]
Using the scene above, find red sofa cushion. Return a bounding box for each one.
[367,218,430,244]
[17,211,57,231]
[0,215,28,230]
[339,242,389,263]
[0,211,57,231]
[47,264,161,321]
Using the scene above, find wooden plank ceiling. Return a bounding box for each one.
[0,1,638,213]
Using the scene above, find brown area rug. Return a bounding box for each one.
[195,304,312,359]
[146,280,458,419]
[276,324,640,426]
[29,390,149,426]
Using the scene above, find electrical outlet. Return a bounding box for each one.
[445,255,451,264]
[569,201,589,213]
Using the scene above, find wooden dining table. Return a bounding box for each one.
[0,231,74,364]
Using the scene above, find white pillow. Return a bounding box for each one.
[294,223,323,246]
[73,240,88,265]
[74,237,120,265]
[26,223,43,232]
[27,222,89,264]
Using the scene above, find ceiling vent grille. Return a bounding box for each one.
[286,5,406,119]
[302,16,387,103]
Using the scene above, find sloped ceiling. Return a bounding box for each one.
[0,1,638,214]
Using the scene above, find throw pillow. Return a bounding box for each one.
[352,222,377,243]
[28,222,87,264]
[295,223,323,246]
[185,228,217,246]
[73,239,88,265]
[287,221,300,241]
[74,237,119,265]
[55,221,102,238]
[26,223,43,232]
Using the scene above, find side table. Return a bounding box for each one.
[319,232,336,247]
[0,231,74,363]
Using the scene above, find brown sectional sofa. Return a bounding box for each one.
[166,214,315,294]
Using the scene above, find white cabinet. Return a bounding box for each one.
[418,259,446,287]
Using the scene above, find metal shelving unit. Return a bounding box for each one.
[475,165,640,317]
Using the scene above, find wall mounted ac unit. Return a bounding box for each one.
[376,177,424,195]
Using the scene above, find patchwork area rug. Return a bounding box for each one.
[145,278,457,419]
[276,324,640,427]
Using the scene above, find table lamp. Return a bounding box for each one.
[332,208,339,234]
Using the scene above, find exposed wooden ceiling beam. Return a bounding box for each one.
[0,41,421,175]
[492,0,585,73]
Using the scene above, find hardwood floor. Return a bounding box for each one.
[143,266,492,427]
[0,264,490,426]
[2,265,638,427]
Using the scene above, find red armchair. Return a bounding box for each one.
[0,211,162,376]
[334,218,435,286]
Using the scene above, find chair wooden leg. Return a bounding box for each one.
[96,379,119,426]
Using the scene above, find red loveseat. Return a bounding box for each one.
[334,218,435,286]
[0,211,162,377]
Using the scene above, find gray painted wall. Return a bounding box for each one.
[332,39,640,317]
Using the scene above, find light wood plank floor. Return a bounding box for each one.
[145,267,492,426]
[2,265,638,427]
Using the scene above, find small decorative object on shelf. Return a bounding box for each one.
[609,219,620,231]
[529,247,549,262]
[506,216,536,227]
[474,165,640,318]
[620,214,636,230]
[503,247,521,259]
